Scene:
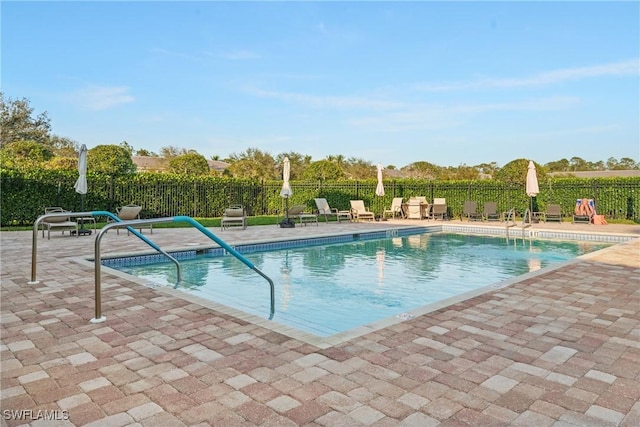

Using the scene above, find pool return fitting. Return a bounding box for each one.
[30,212,275,323]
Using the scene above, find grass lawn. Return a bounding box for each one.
[1,215,637,232]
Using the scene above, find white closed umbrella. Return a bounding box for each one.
[74,144,88,197]
[280,156,292,198]
[280,156,294,227]
[525,160,539,223]
[375,163,385,220]
[73,144,90,235]
[375,163,385,197]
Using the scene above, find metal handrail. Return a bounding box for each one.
[92,216,275,323]
[30,210,180,285]
[520,208,534,239]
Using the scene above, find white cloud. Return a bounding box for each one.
[244,87,405,110]
[418,59,639,92]
[347,97,581,132]
[71,85,134,110]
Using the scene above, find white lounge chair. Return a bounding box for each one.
[41,207,78,240]
[383,197,404,219]
[285,205,318,226]
[221,205,247,230]
[350,200,375,221]
[114,205,153,234]
[314,198,351,223]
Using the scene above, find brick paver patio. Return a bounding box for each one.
[1,220,639,426]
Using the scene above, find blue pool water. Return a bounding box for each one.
[113,232,609,337]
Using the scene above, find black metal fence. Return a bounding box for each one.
[2,170,639,226]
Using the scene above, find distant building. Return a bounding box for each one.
[549,170,640,178]
[132,156,230,173]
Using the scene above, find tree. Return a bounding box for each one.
[135,148,157,156]
[226,148,278,180]
[545,158,570,172]
[607,157,639,170]
[168,152,210,175]
[0,93,51,146]
[474,162,500,177]
[569,157,588,171]
[0,140,53,169]
[160,146,188,158]
[343,157,374,179]
[494,158,547,184]
[302,160,345,181]
[275,152,312,180]
[453,164,480,180]
[88,144,136,175]
[45,156,77,171]
[401,161,440,179]
[617,157,640,170]
[49,135,78,158]
[119,141,134,156]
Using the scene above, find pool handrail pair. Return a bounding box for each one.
[504,208,531,240]
[30,212,275,323]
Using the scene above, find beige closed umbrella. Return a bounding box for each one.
[73,144,91,235]
[375,163,384,219]
[280,156,294,228]
[525,160,539,223]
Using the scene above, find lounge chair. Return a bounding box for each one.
[285,205,318,226]
[314,198,351,223]
[462,201,482,221]
[221,205,247,230]
[41,207,78,240]
[483,202,501,222]
[350,200,375,221]
[113,205,152,234]
[573,199,594,224]
[545,204,562,222]
[431,198,447,220]
[383,197,404,219]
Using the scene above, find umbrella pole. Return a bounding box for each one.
[280,196,295,228]
[77,194,92,235]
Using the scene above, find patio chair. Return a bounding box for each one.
[483,202,501,222]
[383,197,404,219]
[41,207,78,240]
[285,205,318,226]
[573,199,595,224]
[431,198,447,220]
[545,204,562,222]
[350,200,375,221]
[114,205,153,234]
[462,201,482,221]
[314,198,351,223]
[221,205,247,230]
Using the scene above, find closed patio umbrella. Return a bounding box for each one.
[375,163,385,219]
[73,144,91,235]
[280,156,294,228]
[525,160,539,223]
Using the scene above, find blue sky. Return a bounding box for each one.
[3,1,639,168]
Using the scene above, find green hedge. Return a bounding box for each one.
[2,169,638,226]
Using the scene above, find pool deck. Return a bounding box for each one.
[1,219,639,426]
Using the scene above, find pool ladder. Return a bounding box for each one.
[505,208,533,240]
[30,212,275,323]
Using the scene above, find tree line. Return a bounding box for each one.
[2,92,638,181]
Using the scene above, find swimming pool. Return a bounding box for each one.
[109,231,610,338]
